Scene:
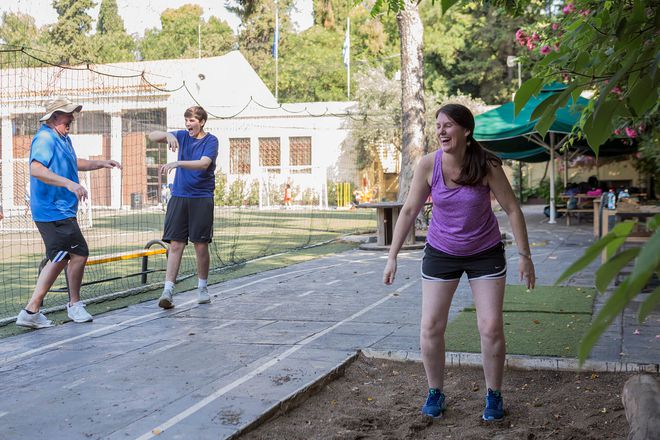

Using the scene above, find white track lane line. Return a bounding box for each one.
[62,378,86,390]
[262,303,282,312]
[297,290,314,298]
[0,411,9,418]
[1,264,342,367]
[147,341,186,356]
[133,279,418,440]
[325,279,341,286]
[212,320,237,330]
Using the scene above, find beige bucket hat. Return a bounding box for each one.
[40,97,83,122]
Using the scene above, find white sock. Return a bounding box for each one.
[164,281,175,292]
[198,279,208,289]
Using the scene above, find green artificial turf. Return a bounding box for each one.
[445,285,596,357]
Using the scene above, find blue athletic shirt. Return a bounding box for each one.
[29,124,79,222]
[170,130,218,198]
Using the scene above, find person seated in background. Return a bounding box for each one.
[564,183,579,209]
[564,183,579,196]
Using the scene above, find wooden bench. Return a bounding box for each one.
[556,208,592,226]
[40,239,169,298]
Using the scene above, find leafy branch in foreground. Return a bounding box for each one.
[556,214,660,364]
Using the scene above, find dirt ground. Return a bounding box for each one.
[240,354,634,440]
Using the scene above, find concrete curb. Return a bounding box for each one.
[227,352,360,439]
[361,349,660,373]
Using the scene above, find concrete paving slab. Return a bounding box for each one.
[0,205,657,439]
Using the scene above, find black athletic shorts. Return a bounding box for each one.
[163,196,214,244]
[421,242,506,282]
[35,217,89,262]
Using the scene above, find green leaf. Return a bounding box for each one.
[556,221,636,285]
[441,0,461,14]
[628,75,658,116]
[639,285,660,322]
[648,214,660,231]
[594,54,637,115]
[595,248,640,292]
[583,98,618,152]
[535,88,572,137]
[514,77,543,116]
[629,228,660,280]
[530,93,560,122]
[578,276,633,364]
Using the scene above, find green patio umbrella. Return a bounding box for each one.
[474,84,635,223]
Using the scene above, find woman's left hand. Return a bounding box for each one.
[519,257,536,290]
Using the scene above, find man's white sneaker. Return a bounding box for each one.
[16,309,54,329]
[67,302,93,323]
[158,289,174,309]
[197,286,211,304]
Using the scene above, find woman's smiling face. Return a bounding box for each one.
[436,112,471,154]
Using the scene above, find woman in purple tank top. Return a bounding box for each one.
[383,104,535,421]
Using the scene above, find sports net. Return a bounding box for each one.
[0,46,376,324]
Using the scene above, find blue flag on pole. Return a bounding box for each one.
[272,26,279,58]
[342,26,350,66]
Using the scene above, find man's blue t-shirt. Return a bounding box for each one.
[29,124,79,222]
[170,130,218,198]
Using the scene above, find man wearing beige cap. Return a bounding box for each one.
[16,97,122,329]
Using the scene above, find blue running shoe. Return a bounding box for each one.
[421,388,446,418]
[482,388,504,421]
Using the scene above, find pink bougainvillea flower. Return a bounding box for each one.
[553,43,561,52]
[526,40,536,50]
[613,129,621,136]
[625,127,638,138]
[563,3,576,14]
[515,29,528,46]
[552,23,560,31]
[540,45,552,55]
[579,9,591,16]
[531,32,540,42]
[611,86,622,96]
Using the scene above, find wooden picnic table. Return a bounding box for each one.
[356,202,416,247]
[596,200,659,261]
[557,193,600,226]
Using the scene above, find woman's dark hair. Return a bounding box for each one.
[184,106,208,125]
[435,104,502,186]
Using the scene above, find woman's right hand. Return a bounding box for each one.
[383,257,397,285]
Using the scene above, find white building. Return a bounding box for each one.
[0,50,358,212]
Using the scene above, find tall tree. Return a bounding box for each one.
[395,0,426,201]
[228,0,294,83]
[92,0,135,63]
[0,12,42,48]
[422,3,536,103]
[139,4,235,60]
[49,0,96,63]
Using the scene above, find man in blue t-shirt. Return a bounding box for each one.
[16,97,121,329]
[149,106,218,308]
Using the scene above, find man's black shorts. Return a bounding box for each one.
[421,242,506,282]
[35,217,89,262]
[163,196,214,244]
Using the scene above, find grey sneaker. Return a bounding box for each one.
[16,309,54,329]
[158,289,174,309]
[67,302,93,323]
[197,286,211,304]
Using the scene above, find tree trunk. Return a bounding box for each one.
[396,1,426,202]
[622,374,660,440]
